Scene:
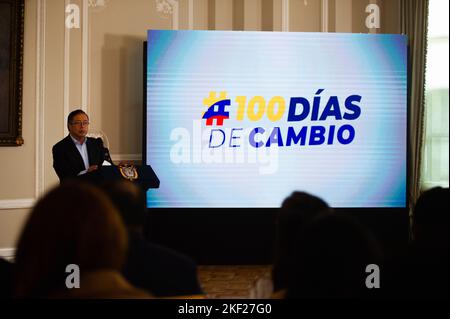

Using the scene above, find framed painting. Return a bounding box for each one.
[0,0,24,146]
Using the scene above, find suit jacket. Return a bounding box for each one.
[52,135,105,181]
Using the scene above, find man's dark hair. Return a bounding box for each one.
[286,214,382,299]
[414,187,449,227]
[413,186,449,244]
[67,109,88,125]
[13,181,128,298]
[273,191,331,291]
[102,180,147,228]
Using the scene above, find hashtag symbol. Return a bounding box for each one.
[203,91,228,110]
[202,91,230,126]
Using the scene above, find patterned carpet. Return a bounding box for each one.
[198,265,272,299]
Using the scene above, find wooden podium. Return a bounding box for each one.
[77,164,159,191]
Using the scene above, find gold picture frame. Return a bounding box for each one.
[0,0,24,146]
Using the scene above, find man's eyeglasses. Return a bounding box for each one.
[71,121,90,126]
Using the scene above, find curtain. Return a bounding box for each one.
[400,0,429,213]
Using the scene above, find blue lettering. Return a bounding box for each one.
[286,126,308,146]
[312,89,325,121]
[209,129,225,148]
[249,127,265,148]
[343,95,362,120]
[288,97,310,122]
[229,128,243,148]
[327,125,336,144]
[266,127,284,147]
[309,126,326,145]
[337,124,355,144]
[320,96,342,121]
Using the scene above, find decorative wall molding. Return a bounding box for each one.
[35,0,46,198]
[155,0,174,16]
[321,0,328,32]
[170,0,179,30]
[82,0,89,113]
[188,0,194,30]
[0,199,35,210]
[281,0,289,31]
[64,0,70,136]
[0,248,15,261]
[155,0,179,30]
[88,0,108,12]
[368,0,378,34]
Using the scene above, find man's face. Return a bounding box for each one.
[68,113,89,141]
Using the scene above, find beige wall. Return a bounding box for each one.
[89,0,168,159]
[290,0,322,32]
[0,0,401,251]
[0,0,38,250]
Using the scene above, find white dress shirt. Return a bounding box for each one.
[70,135,89,175]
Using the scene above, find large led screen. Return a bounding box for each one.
[145,30,407,208]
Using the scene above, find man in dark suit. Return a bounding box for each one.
[52,109,105,181]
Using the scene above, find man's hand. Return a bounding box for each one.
[87,165,98,172]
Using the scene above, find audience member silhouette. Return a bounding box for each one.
[385,187,449,298]
[10,181,445,299]
[413,187,449,248]
[412,186,449,297]
[102,180,204,297]
[0,258,13,299]
[272,191,332,294]
[286,214,382,299]
[13,181,151,298]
